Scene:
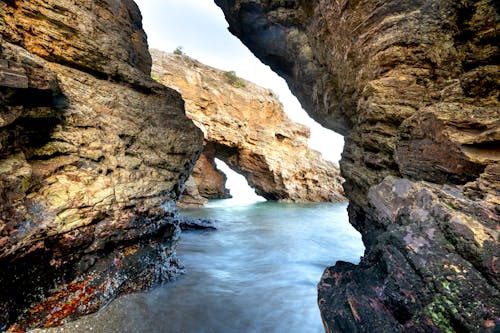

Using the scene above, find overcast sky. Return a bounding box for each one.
[134,0,344,163]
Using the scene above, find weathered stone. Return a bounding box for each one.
[151,49,345,203]
[0,0,151,85]
[178,216,217,231]
[192,144,232,200]
[319,177,499,333]
[215,0,499,332]
[396,103,499,184]
[0,0,203,330]
[178,143,231,208]
[177,175,209,209]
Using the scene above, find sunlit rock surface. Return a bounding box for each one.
[177,143,231,209]
[192,143,232,200]
[151,49,345,203]
[0,0,203,330]
[215,0,499,332]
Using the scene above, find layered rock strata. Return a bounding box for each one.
[215,1,499,332]
[151,49,345,202]
[0,0,202,331]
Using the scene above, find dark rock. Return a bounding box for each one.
[178,217,217,231]
[320,176,499,333]
[215,1,499,332]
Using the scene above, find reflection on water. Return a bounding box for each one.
[37,201,364,333]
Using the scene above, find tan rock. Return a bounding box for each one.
[1,0,151,85]
[177,175,209,209]
[151,49,345,203]
[0,1,202,330]
[192,146,231,200]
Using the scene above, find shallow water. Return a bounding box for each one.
[36,200,364,333]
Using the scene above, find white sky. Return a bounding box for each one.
[134,0,344,163]
[214,159,266,205]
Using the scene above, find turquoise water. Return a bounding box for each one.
[39,200,364,333]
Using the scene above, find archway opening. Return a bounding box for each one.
[212,158,266,205]
[135,0,345,167]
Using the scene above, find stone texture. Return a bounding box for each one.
[178,216,217,231]
[177,175,209,209]
[319,176,499,333]
[192,143,232,200]
[178,143,231,208]
[1,0,151,85]
[215,0,499,332]
[0,1,203,330]
[151,49,345,202]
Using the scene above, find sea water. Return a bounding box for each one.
[37,200,364,333]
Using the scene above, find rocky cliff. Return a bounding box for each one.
[215,1,499,332]
[151,49,345,203]
[0,0,202,330]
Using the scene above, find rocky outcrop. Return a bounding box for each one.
[0,0,202,330]
[191,143,232,200]
[176,175,209,209]
[215,1,499,332]
[177,143,230,208]
[151,49,345,202]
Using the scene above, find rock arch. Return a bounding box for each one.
[150,49,345,204]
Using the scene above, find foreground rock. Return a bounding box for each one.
[178,217,217,231]
[176,176,209,209]
[215,1,499,332]
[0,0,202,330]
[151,49,345,203]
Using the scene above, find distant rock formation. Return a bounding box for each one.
[177,143,231,209]
[151,49,345,204]
[192,143,232,200]
[0,0,202,330]
[215,1,499,332]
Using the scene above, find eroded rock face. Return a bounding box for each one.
[0,0,203,330]
[193,144,231,200]
[151,49,345,203]
[177,143,231,209]
[215,1,499,332]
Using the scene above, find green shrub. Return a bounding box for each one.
[224,70,245,88]
[151,74,161,83]
[173,46,184,55]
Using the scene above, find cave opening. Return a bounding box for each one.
[136,0,346,206]
[213,158,266,204]
[135,0,345,166]
[0,0,366,331]
[89,1,365,332]
[2,0,496,331]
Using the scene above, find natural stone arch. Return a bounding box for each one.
[150,49,345,204]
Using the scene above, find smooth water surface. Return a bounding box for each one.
[38,201,364,333]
